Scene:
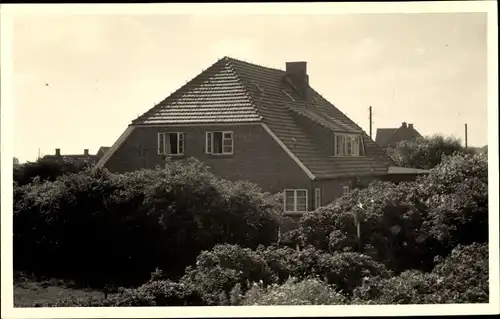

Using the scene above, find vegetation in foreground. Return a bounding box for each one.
[13,135,489,306]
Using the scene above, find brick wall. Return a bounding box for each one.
[104,124,312,194]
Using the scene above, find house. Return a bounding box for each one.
[375,122,423,149]
[96,146,111,159]
[43,148,100,166]
[96,56,423,215]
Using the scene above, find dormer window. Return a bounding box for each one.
[334,133,362,156]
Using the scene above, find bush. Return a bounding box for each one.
[240,278,348,305]
[352,243,489,304]
[30,280,204,307]
[421,153,488,249]
[13,158,281,288]
[181,244,276,305]
[297,153,488,274]
[387,134,474,170]
[299,182,431,273]
[13,157,89,186]
[182,244,389,304]
[294,247,391,295]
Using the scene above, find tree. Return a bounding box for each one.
[387,134,474,170]
[13,157,89,186]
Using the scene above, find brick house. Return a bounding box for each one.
[375,122,423,149]
[96,146,111,159]
[96,56,422,215]
[43,148,100,166]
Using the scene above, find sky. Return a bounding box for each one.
[10,11,488,162]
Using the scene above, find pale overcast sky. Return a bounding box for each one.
[11,11,487,162]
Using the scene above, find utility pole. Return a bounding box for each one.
[369,106,373,139]
[465,123,468,148]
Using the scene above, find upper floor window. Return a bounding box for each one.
[284,189,308,213]
[206,131,233,155]
[158,132,184,155]
[334,134,362,156]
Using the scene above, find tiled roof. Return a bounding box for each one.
[97,146,111,157]
[132,56,394,178]
[375,128,398,145]
[375,125,423,148]
[132,60,262,125]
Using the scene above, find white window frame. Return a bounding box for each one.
[206,131,234,155]
[334,133,362,156]
[284,189,308,213]
[343,185,351,196]
[158,132,184,156]
[314,188,322,210]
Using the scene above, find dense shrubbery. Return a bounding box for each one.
[13,157,89,186]
[178,244,389,304]
[239,278,348,305]
[386,135,475,170]
[13,151,489,306]
[352,243,488,304]
[13,158,281,287]
[297,153,488,274]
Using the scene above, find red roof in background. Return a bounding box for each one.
[132,56,394,179]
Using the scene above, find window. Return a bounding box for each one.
[206,131,233,155]
[158,132,184,155]
[284,189,308,213]
[343,185,350,196]
[334,134,362,156]
[314,188,321,210]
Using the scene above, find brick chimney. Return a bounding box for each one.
[402,122,407,128]
[84,149,89,156]
[285,61,309,95]
[55,148,61,156]
[408,123,414,129]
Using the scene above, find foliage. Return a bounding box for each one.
[13,157,90,186]
[421,153,488,249]
[181,244,276,305]
[240,278,348,305]
[387,134,474,170]
[298,153,488,274]
[13,158,281,288]
[29,280,204,307]
[293,247,391,295]
[181,244,390,303]
[352,243,488,304]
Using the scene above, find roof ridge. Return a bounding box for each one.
[225,56,286,73]
[131,57,227,125]
[225,58,264,121]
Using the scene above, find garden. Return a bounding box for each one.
[12,136,489,306]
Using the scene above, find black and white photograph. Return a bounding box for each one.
[1,1,498,318]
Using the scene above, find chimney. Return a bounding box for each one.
[55,148,61,156]
[402,122,407,128]
[285,61,309,95]
[84,149,89,156]
[408,123,414,129]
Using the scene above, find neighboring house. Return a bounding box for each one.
[375,122,423,149]
[96,146,111,159]
[43,148,100,166]
[470,145,488,154]
[96,56,424,215]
